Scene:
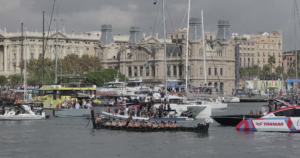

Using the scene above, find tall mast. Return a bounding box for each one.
[201,10,207,85]
[42,11,45,85]
[24,25,27,101]
[294,0,298,96]
[21,23,24,84]
[185,0,190,89]
[163,0,167,94]
[54,0,59,84]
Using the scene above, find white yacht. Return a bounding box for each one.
[0,104,45,120]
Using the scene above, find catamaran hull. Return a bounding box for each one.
[209,103,227,110]
[236,117,300,132]
[0,115,43,120]
[101,112,194,122]
[53,109,91,117]
[187,105,211,119]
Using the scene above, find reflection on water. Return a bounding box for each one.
[0,103,299,158]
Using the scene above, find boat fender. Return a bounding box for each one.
[209,118,214,123]
[205,119,210,123]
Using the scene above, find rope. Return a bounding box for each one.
[152,0,162,35]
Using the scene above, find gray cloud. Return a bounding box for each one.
[0,0,297,50]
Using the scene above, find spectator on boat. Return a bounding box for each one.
[111,119,117,126]
[249,110,254,115]
[147,119,152,127]
[259,111,263,116]
[150,109,155,118]
[292,101,297,106]
[95,115,101,124]
[120,108,125,115]
[268,100,274,113]
[105,120,111,126]
[64,97,68,104]
[114,107,119,116]
[107,107,112,113]
[136,108,141,117]
[61,102,66,109]
[255,110,259,115]
[159,105,164,118]
[75,101,80,109]
[134,120,140,127]
[167,103,171,111]
[159,121,165,128]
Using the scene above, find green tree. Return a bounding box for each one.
[268,55,276,73]
[8,75,21,85]
[84,68,126,86]
[0,75,8,86]
[261,65,271,75]
[287,68,295,78]
[275,66,283,77]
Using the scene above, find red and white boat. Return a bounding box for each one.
[236,102,300,132]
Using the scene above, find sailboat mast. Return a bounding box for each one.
[294,0,298,96]
[42,11,45,85]
[201,10,207,85]
[163,0,167,94]
[21,23,24,84]
[185,0,190,89]
[24,25,27,101]
[55,0,59,84]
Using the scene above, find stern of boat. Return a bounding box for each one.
[187,104,211,119]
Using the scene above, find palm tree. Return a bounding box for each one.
[287,68,295,78]
[275,66,283,77]
[262,65,270,75]
[268,55,276,73]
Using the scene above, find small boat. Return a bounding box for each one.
[236,100,300,132]
[0,104,46,120]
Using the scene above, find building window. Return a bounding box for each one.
[75,47,79,50]
[39,54,42,58]
[214,68,217,75]
[14,45,17,48]
[39,45,42,48]
[30,45,34,48]
[200,68,203,75]
[67,47,70,50]
[31,53,34,59]
[86,47,89,51]
[182,34,184,39]
[14,65,16,72]
[220,68,223,76]
[13,54,16,60]
[208,68,211,76]
[171,35,173,39]
[257,52,260,56]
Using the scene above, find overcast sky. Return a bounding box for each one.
[0,0,298,50]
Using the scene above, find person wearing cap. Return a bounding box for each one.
[173,121,177,127]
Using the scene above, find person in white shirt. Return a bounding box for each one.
[75,101,80,109]
[91,93,95,100]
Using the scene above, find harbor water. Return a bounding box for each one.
[1,102,300,158]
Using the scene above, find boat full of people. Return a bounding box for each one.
[236,99,300,132]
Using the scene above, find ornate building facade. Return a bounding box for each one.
[98,18,237,94]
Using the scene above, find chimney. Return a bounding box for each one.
[189,17,202,40]
[99,24,114,45]
[128,26,141,44]
[216,20,231,41]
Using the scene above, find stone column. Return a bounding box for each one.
[137,66,140,77]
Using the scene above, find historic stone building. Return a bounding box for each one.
[98,18,237,94]
[0,27,100,76]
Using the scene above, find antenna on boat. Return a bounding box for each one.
[185,0,190,90]
[54,0,63,84]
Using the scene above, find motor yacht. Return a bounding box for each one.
[0,104,45,120]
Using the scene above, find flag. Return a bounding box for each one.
[144,60,148,68]
[154,0,157,5]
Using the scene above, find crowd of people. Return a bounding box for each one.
[101,117,177,128]
[58,97,93,109]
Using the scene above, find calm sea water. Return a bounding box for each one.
[0,103,300,158]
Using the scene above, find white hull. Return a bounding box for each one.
[188,105,212,119]
[228,97,240,103]
[208,102,227,110]
[102,112,149,121]
[53,109,90,117]
[0,115,43,120]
